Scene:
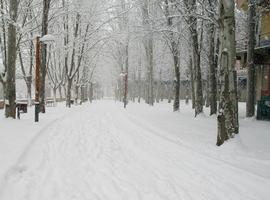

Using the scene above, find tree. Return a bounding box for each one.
[141,0,154,106]
[65,13,82,107]
[5,0,18,118]
[0,0,7,96]
[47,43,65,105]
[17,0,37,106]
[40,0,51,113]
[184,0,204,116]
[207,0,218,115]
[61,0,106,107]
[246,0,256,117]
[217,0,239,146]
[118,0,130,108]
[164,0,181,112]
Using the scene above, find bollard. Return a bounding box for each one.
[35,103,39,122]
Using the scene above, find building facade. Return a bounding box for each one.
[236,0,270,102]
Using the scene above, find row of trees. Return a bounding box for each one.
[111,0,262,145]
[0,0,257,146]
[0,0,109,113]
[108,0,244,146]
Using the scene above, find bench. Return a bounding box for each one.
[16,102,28,119]
[46,99,55,107]
[0,100,4,109]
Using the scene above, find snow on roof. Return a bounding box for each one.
[40,34,55,43]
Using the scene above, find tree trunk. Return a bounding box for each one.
[0,0,7,102]
[208,23,217,114]
[217,0,239,146]
[142,0,154,106]
[172,43,180,112]
[75,84,79,105]
[185,0,204,116]
[0,0,7,71]
[207,0,218,115]
[27,33,34,106]
[147,38,154,106]
[132,72,136,102]
[246,0,256,117]
[124,43,129,108]
[138,68,141,103]
[185,82,189,104]
[89,82,93,103]
[168,82,173,103]
[59,85,63,101]
[5,0,18,118]
[165,0,180,111]
[63,84,67,99]
[66,79,72,108]
[192,24,204,116]
[80,86,84,104]
[156,69,162,103]
[53,87,57,106]
[26,77,32,106]
[189,55,195,109]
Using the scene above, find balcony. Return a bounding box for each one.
[236,32,270,54]
[258,32,270,47]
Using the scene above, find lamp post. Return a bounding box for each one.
[34,34,55,122]
[35,36,41,122]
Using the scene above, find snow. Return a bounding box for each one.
[0,100,270,200]
[0,104,69,187]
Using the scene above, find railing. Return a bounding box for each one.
[236,32,270,52]
[257,32,270,47]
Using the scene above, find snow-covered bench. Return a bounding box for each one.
[46,99,55,107]
[0,100,4,109]
[16,101,28,119]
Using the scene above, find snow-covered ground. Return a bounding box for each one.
[0,100,270,200]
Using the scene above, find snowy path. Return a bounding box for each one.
[1,101,270,200]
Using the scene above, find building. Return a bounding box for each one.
[236,0,270,102]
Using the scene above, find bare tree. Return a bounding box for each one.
[141,0,154,106]
[5,0,18,118]
[0,0,7,105]
[164,0,181,112]
[246,0,256,117]
[207,0,218,115]
[184,0,204,116]
[217,0,239,146]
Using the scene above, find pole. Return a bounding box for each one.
[35,37,40,122]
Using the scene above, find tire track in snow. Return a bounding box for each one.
[0,107,76,197]
[122,108,270,182]
[103,105,270,200]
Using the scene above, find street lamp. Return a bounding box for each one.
[35,36,41,122]
[34,34,55,122]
